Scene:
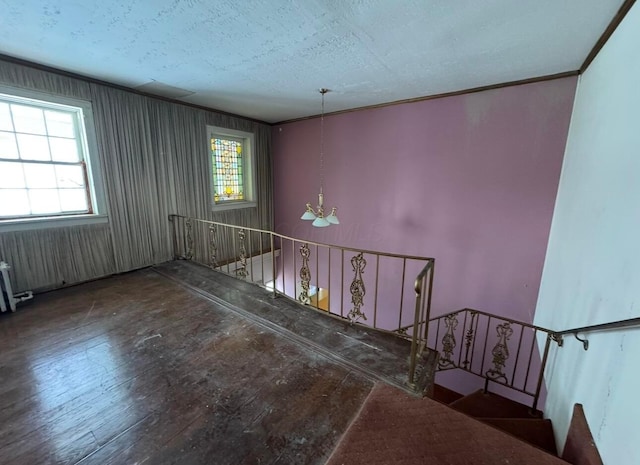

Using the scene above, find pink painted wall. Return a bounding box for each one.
[272,77,576,325]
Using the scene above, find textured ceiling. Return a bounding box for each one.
[0,0,625,123]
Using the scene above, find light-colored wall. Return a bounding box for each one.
[273,78,576,326]
[534,3,640,462]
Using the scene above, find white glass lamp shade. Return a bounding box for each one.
[326,208,339,225]
[301,203,316,220]
[312,216,330,227]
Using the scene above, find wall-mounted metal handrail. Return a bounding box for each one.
[552,316,640,350]
[555,316,640,336]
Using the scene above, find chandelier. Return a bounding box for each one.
[301,88,340,227]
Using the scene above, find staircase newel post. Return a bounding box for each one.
[423,260,435,345]
[532,334,552,413]
[270,233,277,299]
[408,276,424,388]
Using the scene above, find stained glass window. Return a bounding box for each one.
[211,136,244,203]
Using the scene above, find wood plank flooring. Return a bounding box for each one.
[0,268,375,465]
[154,260,432,393]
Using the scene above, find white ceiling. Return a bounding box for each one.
[0,0,625,123]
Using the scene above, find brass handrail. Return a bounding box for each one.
[408,260,435,387]
[169,214,435,261]
[428,308,557,412]
[170,214,640,403]
[431,307,555,334]
[169,214,435,389]
[428,308,640,410]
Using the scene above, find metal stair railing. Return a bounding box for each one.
[427,308,640,412]
[169,214,435,388]
[168,215,640,404]
[427,308,557,412]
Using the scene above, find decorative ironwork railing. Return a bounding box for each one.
[428,309,640,411]
[170,216,640,405]
[427,308,559,411]
[169,214,435,386]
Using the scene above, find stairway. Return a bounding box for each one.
[158,260,571,463]
[432,385,558,455]
[326,383,568,465]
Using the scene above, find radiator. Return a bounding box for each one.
[0,261,33,313]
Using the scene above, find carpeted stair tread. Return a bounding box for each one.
[449,389,540,418]
[325,383,569,465]
[431,383,464,404]
[482,417,557,455]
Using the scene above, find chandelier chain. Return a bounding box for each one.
[319,89,326,195]
[300,87,339,227]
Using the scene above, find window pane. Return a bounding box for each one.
[16,133,50,161]
[0,94,97,219]
[0,161,26,188]
[29,189,61,214]
[55,164,85,188]
[0,131,19,159]
[0,189,30,216]
[49,137,79,162]
[44,110,75,138]
[59,188,88,212]
[0,103,13,131]
[24,163,57,188]
[211,137,244,203]
[11,104,46,135]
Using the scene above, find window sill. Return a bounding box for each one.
[0,214,109,233]
[212,201,257,213]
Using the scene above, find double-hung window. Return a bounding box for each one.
[0,88,103,224]
[208,126,256,211]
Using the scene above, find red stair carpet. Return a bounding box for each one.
[325,383,568,465]
[446,389,557,454]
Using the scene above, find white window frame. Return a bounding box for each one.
[0,85,107,232]
[207,125,257,212]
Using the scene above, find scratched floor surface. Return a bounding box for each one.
[0,267,377,465]
[154,260,428,392]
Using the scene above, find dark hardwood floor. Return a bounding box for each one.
[0,266,378,465]
[154,260,430,392]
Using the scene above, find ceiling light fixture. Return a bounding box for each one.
[301,88,339,228]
